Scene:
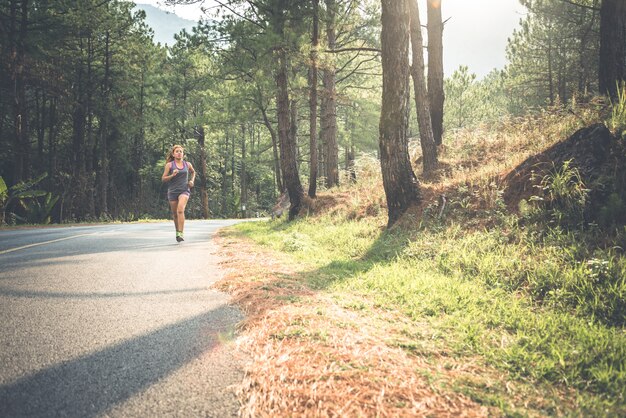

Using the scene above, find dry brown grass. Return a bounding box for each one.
[404,105,607,226]
[213,232,574,417]
[425,106,602,190]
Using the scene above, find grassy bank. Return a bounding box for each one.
[227,209,625,415]
[218,105,626,416]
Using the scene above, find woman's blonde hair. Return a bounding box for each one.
[166,144,184,163]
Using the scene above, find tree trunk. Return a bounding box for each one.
[12,0,29,183]
[548,36,555,105]
[133,66,146,209]
[220,131,229,215]
[380,0,421,228]
[346,142,356,182]
[290,97,298,151]
[427,0,444,146]
[322,0,339,188]
[231,125,236,205]
[71,58,87,219]
[273,4,304,220]
[409,0,437,174]
[47,97,58,179]
[258,88,283,192]
[318,131,326,180]
[85,34,96,218]
[599,0,626,99]
[36,90,46,170]
[276,45,304,220]
[197,125,210,219]
[240,124,248,218]
[98,31,111,217]
[308,0,319,198]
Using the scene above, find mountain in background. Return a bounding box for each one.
[134,1,520,79]
[134,3,197,46]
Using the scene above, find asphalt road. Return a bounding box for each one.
[0,220,246,417]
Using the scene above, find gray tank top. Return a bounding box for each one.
[168,160,189,194]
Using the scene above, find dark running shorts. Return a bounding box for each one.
[167,190,190,201]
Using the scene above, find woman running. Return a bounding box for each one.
[162,144,196,242]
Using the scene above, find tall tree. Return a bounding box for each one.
[308,0,319,197]
[427,0,444,146]
[321,0,339,188]
[272,2,304,219]
[196,124,210,218]
[506,0,600,109]
[10,0,29,184]
[445,65,476,129]
[256,86,284,192]
[408,0,437,174]
[379,0,420,228]
[599,0,626,99]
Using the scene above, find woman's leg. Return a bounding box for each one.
[176,194,190,234]
[169,199,179,232]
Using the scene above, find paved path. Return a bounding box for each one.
[0,221,245,417]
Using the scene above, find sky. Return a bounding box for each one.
[136,0,527,78]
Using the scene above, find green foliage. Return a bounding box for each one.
[0,176,7,202]
[444,66,477,130]
[529,160,589,227]
[442,67,512,132]
[17,192,60,225]
[608,83,626,137]
[0,173,57,225]
[505,0,599,111]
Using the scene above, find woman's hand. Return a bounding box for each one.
[188,180,194,188]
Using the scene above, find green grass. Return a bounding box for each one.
[231,214,626,416]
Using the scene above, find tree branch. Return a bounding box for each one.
[326,47,381,54]
[558,0,600,11]
[213,0,265,29]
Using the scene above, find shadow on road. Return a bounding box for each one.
[0,304,242,417]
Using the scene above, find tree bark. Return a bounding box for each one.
[276,43,304,220]
[220,130,229,215]
[271,2,304,220]
[548,36,555,105]
[240,124,248,219]
[379,0,421,228]
[257,87,283,192]
[427,0,444,146]
[409,0,437,174]
[47,97,58,179]
[98,30,111,217]
[71,52,87,219]
[308,0,319,198]
[11,0,29,183]
[599,0,626,99]
[133,65,146,209]
[322,0,339,188]
[197,125,210,219]
[36,90,46,170]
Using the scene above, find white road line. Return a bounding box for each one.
[0,233,94,255]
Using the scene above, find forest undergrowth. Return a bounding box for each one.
[215,102,626,417]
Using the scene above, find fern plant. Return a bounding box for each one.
[0,173,55,225]
[17,192,59,224]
